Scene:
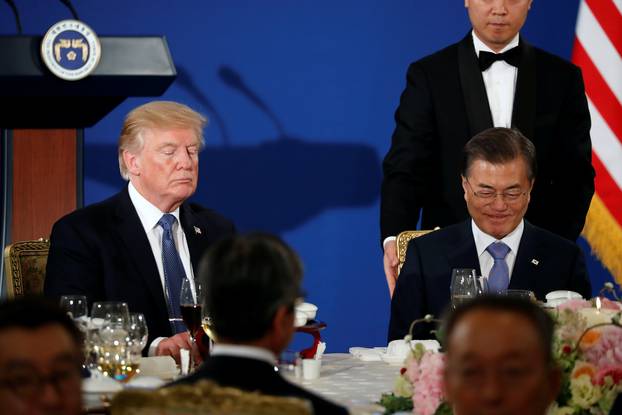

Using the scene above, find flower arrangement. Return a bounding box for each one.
[379,284,622,415]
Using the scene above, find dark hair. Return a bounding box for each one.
[198,233,303,342]
[443,295,555,364]
[462,127,537,180]
[0,296,83,346]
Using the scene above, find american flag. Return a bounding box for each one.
[573,0,622,285]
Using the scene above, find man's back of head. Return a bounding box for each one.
[199,233,303,353]
[443,296,560,415]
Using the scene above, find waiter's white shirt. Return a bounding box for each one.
[384,31,520,249]
[472,30,519,128]
[471,219,524,281]
[128,181,195,355]
[211,344,277,366]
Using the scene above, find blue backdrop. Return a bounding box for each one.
[2,0,614,351]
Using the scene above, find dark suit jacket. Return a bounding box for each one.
[381,33,594,242]
[44,187,235,345]
[172,355,349,415]
[388,220,591,341]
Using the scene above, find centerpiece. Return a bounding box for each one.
[379,284,622,415]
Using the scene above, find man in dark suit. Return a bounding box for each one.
[381,0,594,296]
[388,128,591,341]
[45,101,235,361]
[174,234,348,415]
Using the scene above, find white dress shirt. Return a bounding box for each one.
[383,32,520,248]
[127,181,195,355]
[211,344,277,366]
[472,30,519,128]
[471,219,524,281]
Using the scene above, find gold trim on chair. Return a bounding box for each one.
[396,229,438,275]
[110,380,313,415]
[3,238,50,298]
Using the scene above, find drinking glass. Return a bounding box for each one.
[91,302,132,382]
[180,278,203,369]
[450,268,478,307]
[278,350,301,379]
[500,289,537,302]
[125,313,148,380]
[59,295,88,331]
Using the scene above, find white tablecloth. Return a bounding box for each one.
[289,353,400,414]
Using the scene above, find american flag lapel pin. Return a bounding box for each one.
[531,259,539,266]
[194,226,202,235]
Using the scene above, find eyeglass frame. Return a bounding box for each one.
[0,362,82,400]
[464,178,530,203]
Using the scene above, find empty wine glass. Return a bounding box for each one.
[450,268,478,308]
[59,295,88,331]
[91,302,132,381]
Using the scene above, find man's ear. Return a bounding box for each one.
[461,175,469,202]
[123,150,141,177]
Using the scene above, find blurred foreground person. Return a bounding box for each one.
[174,233,348,415]
[0,297,83,415]
[443,296,560,415]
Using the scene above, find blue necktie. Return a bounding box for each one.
[486,242,511,293]
[158,214,187,334]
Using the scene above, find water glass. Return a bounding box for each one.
[450,268,478,307]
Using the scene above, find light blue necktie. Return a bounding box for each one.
[486,242,511,294]
[158,214,187,334]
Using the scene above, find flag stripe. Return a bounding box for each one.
[575,1,622,106]
[613,0,622,16]
[573,40,622,146]
[585,0,622,57]
[588,97,622,192]
[592,154,622,226]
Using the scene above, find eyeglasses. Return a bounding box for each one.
[0,365,81,400]
[465,179,528,203]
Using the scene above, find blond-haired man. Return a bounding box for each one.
[45,101,235,361]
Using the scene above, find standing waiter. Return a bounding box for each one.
[381,0,594,296]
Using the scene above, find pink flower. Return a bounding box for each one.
[583,327,622,368]
[411,352,446,415]
[557,299,592,310]
[593,365,622,385]
[599,298,622,311]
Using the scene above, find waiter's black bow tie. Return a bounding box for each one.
[478,47,521,71]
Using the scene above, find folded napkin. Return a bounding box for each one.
[82,375,124,393]
[348,347,385,361]
[138,356,179,380]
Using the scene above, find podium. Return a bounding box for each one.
[0,35,176,254]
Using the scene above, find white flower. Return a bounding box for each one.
[569,374,602,409]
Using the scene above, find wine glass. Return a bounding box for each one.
[59,295,88,331]
[180,278,203,369]
[450,268,478,308]
[125,313,148,380]
[91,302,131,381]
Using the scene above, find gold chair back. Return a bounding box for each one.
[110,380,313,415]
[3,238,50,298]
[396,229,437,275]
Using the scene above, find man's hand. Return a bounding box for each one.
[155,332,203,365]
[383,240,399,298]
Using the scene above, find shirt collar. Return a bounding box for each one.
[471,219,524,257]
[210,344,277,366]
[128,181,180,233]
[472,30,520,57]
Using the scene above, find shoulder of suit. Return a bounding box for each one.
[524,221,579,251]
[409,41,460,71]
[184,202,234,228]
[52,190,123,227]
[529,45,581,72]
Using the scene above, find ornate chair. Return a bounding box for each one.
[396,229,438,275]
[3,238,50,298]
[110,380,312,415]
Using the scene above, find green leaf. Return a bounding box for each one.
[377,393,414,414]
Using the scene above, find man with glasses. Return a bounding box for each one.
[388,128,591,341]
[0,297,83,415]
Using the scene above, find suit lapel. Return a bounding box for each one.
[509,222,541,291]
[447,221,482,276]
[113,187,168,316]
[511,38,536,141]
[458,33,494,137]
[180,203,211,271]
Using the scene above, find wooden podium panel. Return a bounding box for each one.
[10,129,79,242]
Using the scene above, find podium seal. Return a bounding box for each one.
[41,20,101,81]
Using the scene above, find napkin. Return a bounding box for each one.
[82,375,124,394]
[138,356,179,380]
[348,347,385,361]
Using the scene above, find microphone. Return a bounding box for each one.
[58,0,79,20]
[4,0,22,34]
[218,66,287,138]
